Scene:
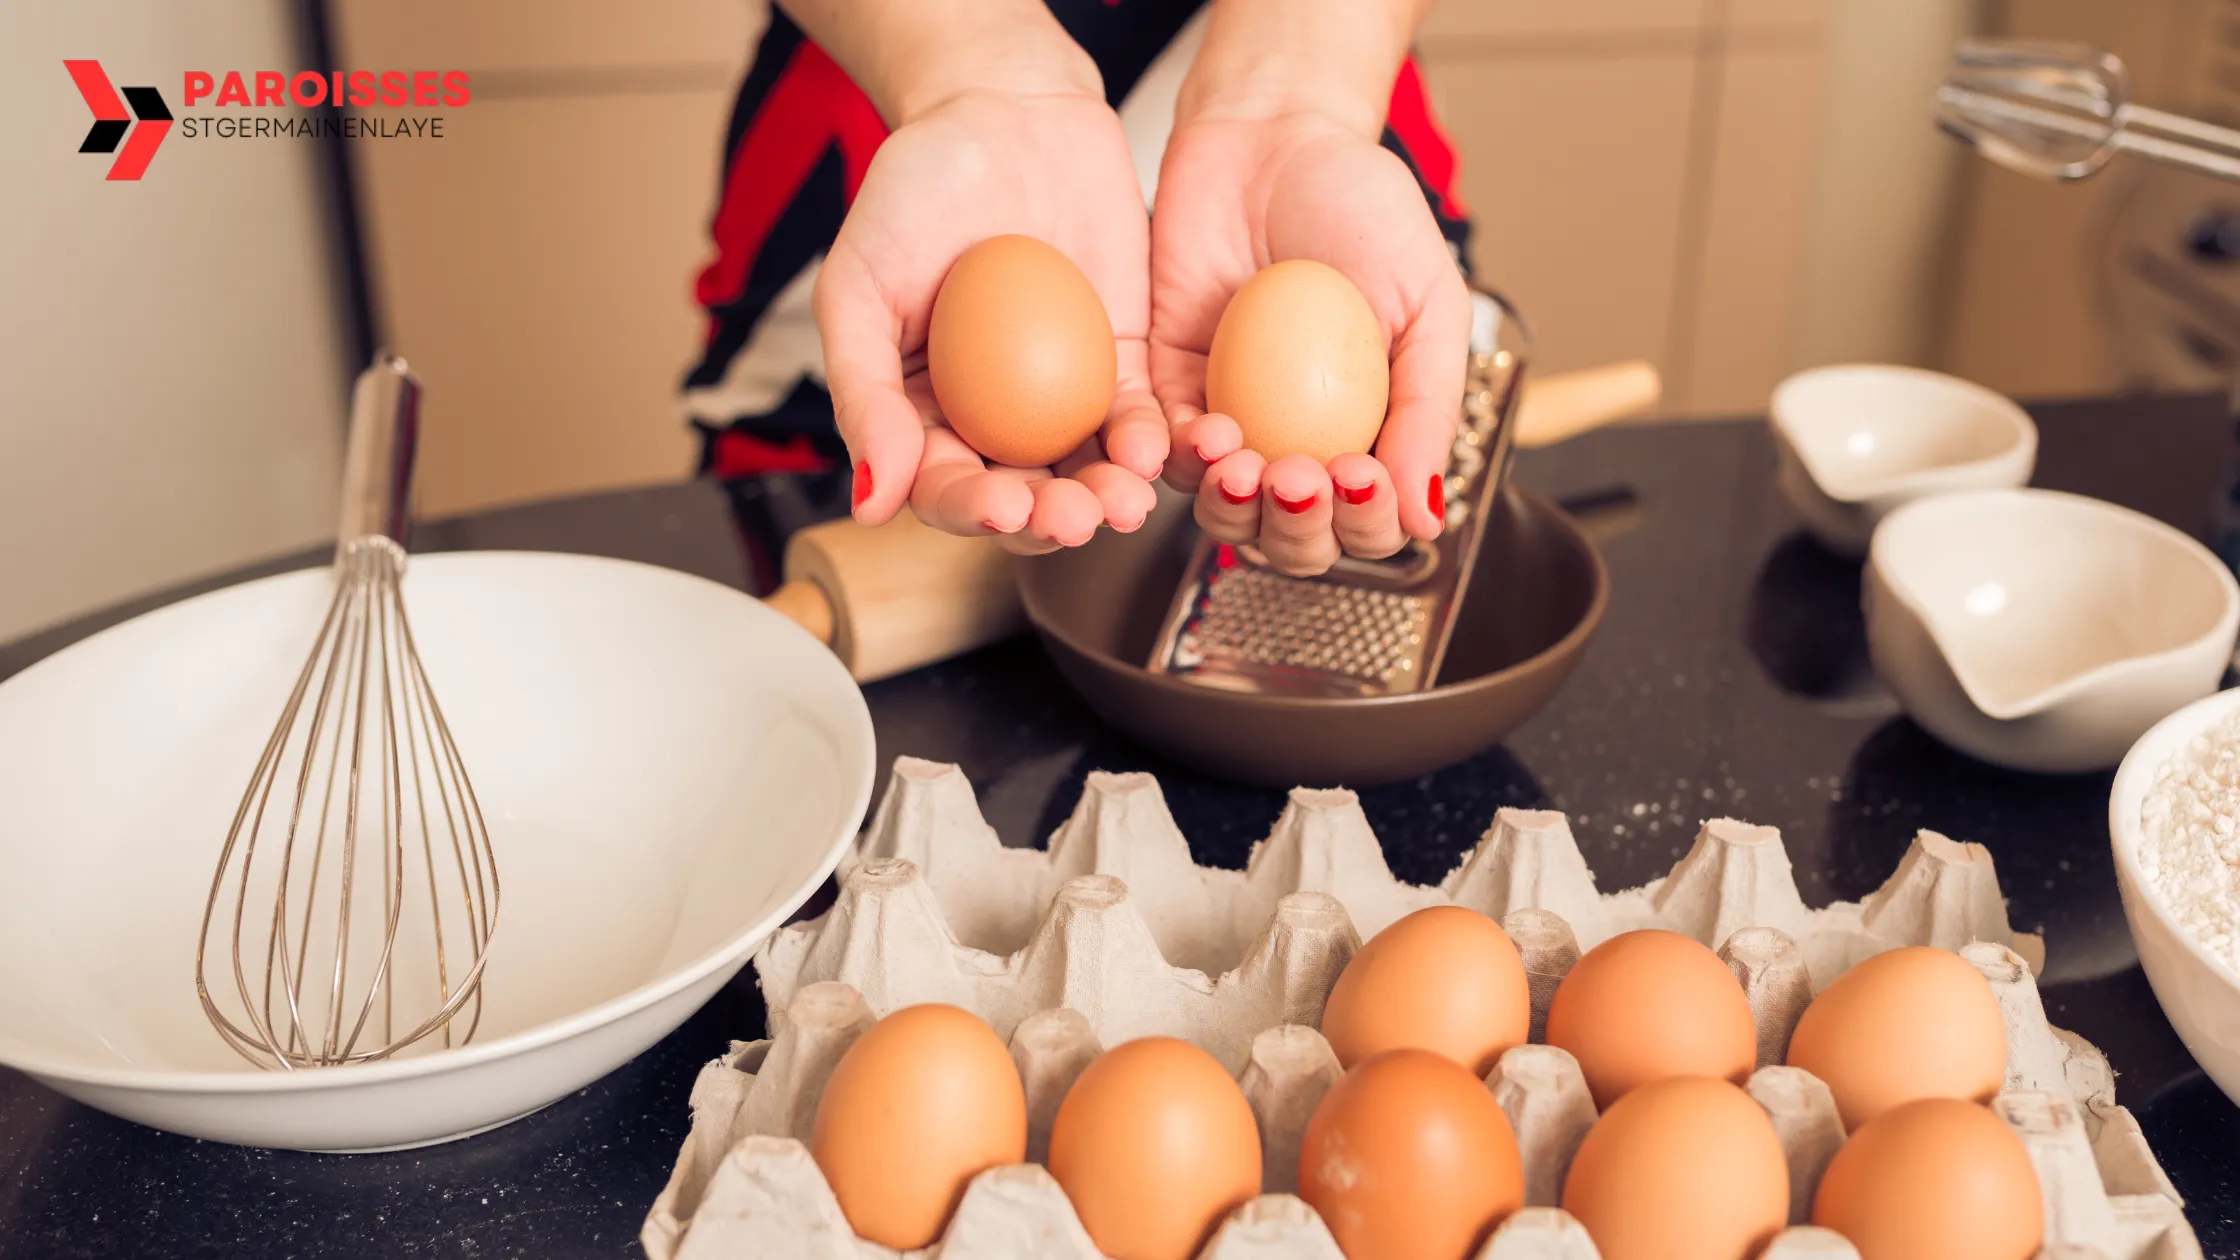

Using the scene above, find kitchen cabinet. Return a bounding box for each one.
[1685,39,1830,415]
[1728,0,1833,29]
[1938,0,2221,399]
[1419,0,1835,415]
[333,0,750,74]
[1419,0,1710,43]
[1423,53,1698,381]
[340,88,737,517]
[1,1,347,642]
[330,0,754,517]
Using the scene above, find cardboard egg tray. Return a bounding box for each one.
[642,758,2201,1260]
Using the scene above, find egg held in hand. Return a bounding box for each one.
[1047,1036,1262,1260]
[928,234,1118,469]
[1561,1076,1790,1260]
[808,1003,1028,1250]
[1319,905,1530,1077]
[1812,1097,2043,1260]
[1299,1048,1525,1260]
[1785,944,2006,1131]
[1543,928,1758,1108]
[1206,259,1390,463]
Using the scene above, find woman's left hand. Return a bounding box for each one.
[1147,0,1467,578]
[1150,107,1470,577]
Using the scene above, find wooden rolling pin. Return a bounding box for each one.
[1516,359,1662,448]
[762,506,1028,685]
[766,360,1662,682]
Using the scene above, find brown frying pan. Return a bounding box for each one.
[1017,482,1607,787]
[1013,360,1660,787]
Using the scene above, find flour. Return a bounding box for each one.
[2139,708,2240,969]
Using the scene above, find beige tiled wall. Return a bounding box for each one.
[1728,0,1833,29]
[334,0,752,72]
[1937,0,2208,400]
[1419,0,1834,415]
[1418,0,1710,42]
[1426,0,2236,409]
[1424,53,1698,380]
[331,0,755,517]
[1684,38,1830,414]
[3,1,347,642]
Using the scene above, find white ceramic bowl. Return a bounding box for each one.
[0,552,874,1152]
[1771,364,2037,556]
[2110,686,2240,1107]
[1865,489,2240,773]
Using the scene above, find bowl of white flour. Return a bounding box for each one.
[2113,684,2240,1105]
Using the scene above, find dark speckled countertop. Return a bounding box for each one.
[2,397,2236,1258]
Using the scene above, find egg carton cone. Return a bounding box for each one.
[763,758,2046,1030]
[644,760,2194,1260]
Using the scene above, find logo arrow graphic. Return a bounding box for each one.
[64,60,172,181]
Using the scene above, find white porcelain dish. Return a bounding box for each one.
[2110,685,2240,1108]
[1865,489,2240,773]
[0,552,874,1152]
[1771,364,2037,556]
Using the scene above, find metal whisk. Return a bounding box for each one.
[196,354,500,1070]
[1937,38,2240,183]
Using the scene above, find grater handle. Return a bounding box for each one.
[336,353,422,552]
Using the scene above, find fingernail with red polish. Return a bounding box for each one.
[1426,474,1445,520]
[851,462,874,509]
[1194,445,1218,465]
[1218,480,1256,506]
[1336,480,1375,506]
[1274,490,1317,515]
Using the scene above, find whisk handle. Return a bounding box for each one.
[338,353,422,550]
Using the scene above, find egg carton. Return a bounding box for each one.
[642,759,2199,1260]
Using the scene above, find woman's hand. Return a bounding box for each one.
[798,5,1165,553]
[1148,0,1465,577]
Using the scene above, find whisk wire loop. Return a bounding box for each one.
[195,386,500,1070]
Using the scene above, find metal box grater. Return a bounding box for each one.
[1147,289,1530,697]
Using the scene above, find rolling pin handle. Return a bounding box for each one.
[1514,360,1664,449]
[764,577,838,649]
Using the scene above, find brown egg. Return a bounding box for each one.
[1299,1048,1525,1260]
[928,234,1117,468]
[1544,929,1757,1108]
[809,1004,1027,1249]
[1812,1097,2043,1260]
[1205,260,1389,463]
[1048,1036,1262,1260]
[1320,905,1530,1077]
[1562,1076,1789,1260]
[1786,945,2007,1131]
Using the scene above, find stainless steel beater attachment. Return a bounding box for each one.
[1938,37,2240,183]
[196,355,499,1070]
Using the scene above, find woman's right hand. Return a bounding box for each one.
[812,67,1167,554]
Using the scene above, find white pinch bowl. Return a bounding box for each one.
[1771,363,2037,556]
[0,551,874,1152]
[1865,489,2240,773]
[2110,685,2240,1107]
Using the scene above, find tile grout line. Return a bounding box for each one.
[1661,0,1737,414]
